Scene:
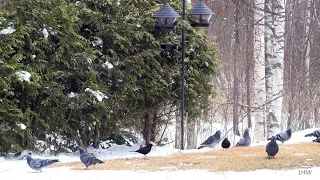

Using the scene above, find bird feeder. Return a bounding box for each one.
[188,1,215,27]
[153,2,181,31]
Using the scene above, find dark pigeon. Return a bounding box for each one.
[221,137,231,149]
[305,129,320,138]
[312,137,320,143]
[266,136,279,159]
[268,128,292,144]
[130,144,153,158]
[76,146,104,170]
[19,154,59,172]
[235,128,251,147]
[197,130,221,149]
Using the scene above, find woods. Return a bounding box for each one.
[0,0,218,154]
[202,0,320,145]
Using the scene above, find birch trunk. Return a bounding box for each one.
[265,0,285,137]
[232,0,240,136]
[0,0,7,10]
[252,0,266,142]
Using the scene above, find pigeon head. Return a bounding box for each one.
[271,136,277,140]
[76,146,86,154]
[18,152,32,160]
[214,130,221,137]
[287,128,292,136]
[24,153,33,163]
[244,128,250,138]
[146,144,153,147]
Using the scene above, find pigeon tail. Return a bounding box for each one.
[305,133,315,137]
[46,159,60,166]
[197,146,205,149]
[92,158,104,164]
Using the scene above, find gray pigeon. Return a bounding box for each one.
[312,137,320,143]
[305,129,320,138]
[19,154,59,172]
[266,136,279,159]
[76,146,104,170]
[197,130,221,149]
[235,128,251,147]
[268,128,292,144]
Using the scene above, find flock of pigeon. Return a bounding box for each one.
[18,144,154,172]
[17,128,320,172]
[197,128,320,159]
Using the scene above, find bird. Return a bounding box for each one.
[130,144,153,158]
[19,153,59,172]
[312,137,320,143]
[221,137,231,149]
[305,129,320,138]
[266,136,279,159]
[76,146,104,170]
[197,130,221,149]
[268,128,292,144]
[235,128,251,147]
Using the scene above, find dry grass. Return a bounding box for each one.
[50,142,320,172]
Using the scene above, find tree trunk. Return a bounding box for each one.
[150,110,158,143]
[0,0,7,9]
[265,0,285,137]
[186,116,196,149]
[175,114,181,149]
[92,123,100,148]
[232,0,240,136]
[143,110,152,145]
[245,0,254,129]
[253,0,266,142]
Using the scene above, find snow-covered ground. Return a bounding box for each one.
[0,128,319,179]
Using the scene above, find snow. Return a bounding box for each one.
[102,61,114,69]
[1,128,320,179]
[67,92,77,98]
[250,128,319,146]
[15,71,31,82]
[16,123,26,130]
[0,26,15,35]
[42,28,49,39]
[85,88,108,101]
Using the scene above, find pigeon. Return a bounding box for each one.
[305,129,320,138]
[235,128,251,147]
[130,144,153,158]
[312,137,320,143]
[19,153,59,172]
[266,136,279,159]
[221,137,231,149]
[76,146,104,170]
[268,128,292,144]
[197,130,221,149]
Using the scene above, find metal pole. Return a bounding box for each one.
[181,0,186,150]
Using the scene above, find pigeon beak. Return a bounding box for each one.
[18,155,26,160]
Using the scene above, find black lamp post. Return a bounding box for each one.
[153,1,215,150]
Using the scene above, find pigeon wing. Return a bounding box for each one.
[236,137,245,146]
[200,136,215,145]
[277,131,289,141]
[80,152,94,164]
[30,159,44,169]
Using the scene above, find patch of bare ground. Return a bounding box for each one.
[50,142,320,172]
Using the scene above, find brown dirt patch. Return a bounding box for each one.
[50,142,320,172]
